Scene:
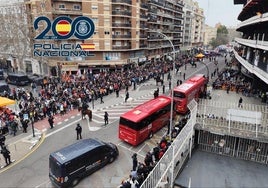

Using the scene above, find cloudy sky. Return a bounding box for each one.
[195,0,244,27]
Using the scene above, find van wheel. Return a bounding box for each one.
[71,178,80,187]
[109,156,115,163]
[148,131,153,139]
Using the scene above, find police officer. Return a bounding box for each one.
[75,123,82,140]
[104,111,109,125]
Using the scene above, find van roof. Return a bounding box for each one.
[50,138,105,164]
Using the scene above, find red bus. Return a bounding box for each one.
[173,74,207,114]
[118,95,172,146]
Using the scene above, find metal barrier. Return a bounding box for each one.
[197,130,268,164]
[197,100,268,139]
[140,100,197,188]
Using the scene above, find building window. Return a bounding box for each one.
[104,31,110,35]
[59,4,65,9]
[92,5,98,10]
[104,5,110,11]
[92,18,98,23]
[73,5,80,10]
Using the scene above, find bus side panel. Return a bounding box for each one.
[119,125,139,146]
[152,114,170,133]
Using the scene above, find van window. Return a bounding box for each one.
[49,157,62,177]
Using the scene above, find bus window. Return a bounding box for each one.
[174,91,186,98]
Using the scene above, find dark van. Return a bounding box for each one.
[6,73,29,86]
[0,83,10,97]
[0,69,4,80]
[49,138,119,188]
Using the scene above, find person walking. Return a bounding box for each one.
[100,93,104,104]
[75,123,82,140]
[125,91,129,103]
[162,84,165,94]
[48,115,54,129]
[132,153,138,171]
[183,72,186,80]
[1,146,11,166]
[104,111,109,125]
[238,97,243,108]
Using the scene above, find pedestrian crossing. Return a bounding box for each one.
[90,91,155,126]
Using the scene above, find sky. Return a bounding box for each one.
[195,0,244,27]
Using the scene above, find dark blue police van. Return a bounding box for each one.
[49,138,119,188]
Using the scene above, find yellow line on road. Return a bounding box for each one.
[0,132,46,173]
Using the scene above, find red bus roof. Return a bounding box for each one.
[120,95,171,123]
[173,74,206,94]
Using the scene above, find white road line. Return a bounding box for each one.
[45,119,81,138]
[137,143,147,154]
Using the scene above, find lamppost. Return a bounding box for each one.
[150,30,176,138]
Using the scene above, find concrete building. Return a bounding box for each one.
[20,0,184,76]
[233,0,268,86]
[182,0,205,52]
[203,24,217,48]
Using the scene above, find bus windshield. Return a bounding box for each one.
[174,91,186,98]
[119,117,141,131]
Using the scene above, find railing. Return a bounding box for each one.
[112,34,131,38]
[141,100,197,188]
[112,45,131,49]
[52,8,82,15]
[112,10,131,16]
[112,23,131,27]
[112,0,132,4]
[197,99,268,139]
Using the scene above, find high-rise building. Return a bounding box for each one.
[182,0,204,51]
[233,0,268,86]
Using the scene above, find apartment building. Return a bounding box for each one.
[233,0,268,86]
[182,0,204,51]
[22,0,184,76]
[203,24,217,47]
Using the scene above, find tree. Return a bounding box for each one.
[209,25,229,48]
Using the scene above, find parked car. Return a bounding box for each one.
[6,73,29,86]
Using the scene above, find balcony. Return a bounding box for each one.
[112,10,131,16]
[112,0,132,5]
[139,44,147,48]
[112,45,131,50]
[140,15,148,19]
[52,8,82,15]
[112,34,131,38]
[140,3,148,9]
[112,23,131,27]
[53,0,82,2]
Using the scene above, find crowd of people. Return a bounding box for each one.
[0,59,181,138]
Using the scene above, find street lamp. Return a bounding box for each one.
[149,30,176,138]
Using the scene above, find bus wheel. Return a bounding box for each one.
[148,131,154,139]
[71,178,80,187]
[108,156,115,163]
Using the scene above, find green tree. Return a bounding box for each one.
[209,25,229,48]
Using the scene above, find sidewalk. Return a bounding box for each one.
[0,129,43,171]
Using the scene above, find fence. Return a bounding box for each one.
[197,100,268,140]
[198,130,268,164]
[140,100,197,188]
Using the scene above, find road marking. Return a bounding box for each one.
[45,119,81,138]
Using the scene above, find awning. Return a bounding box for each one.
[0,96,16,107]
